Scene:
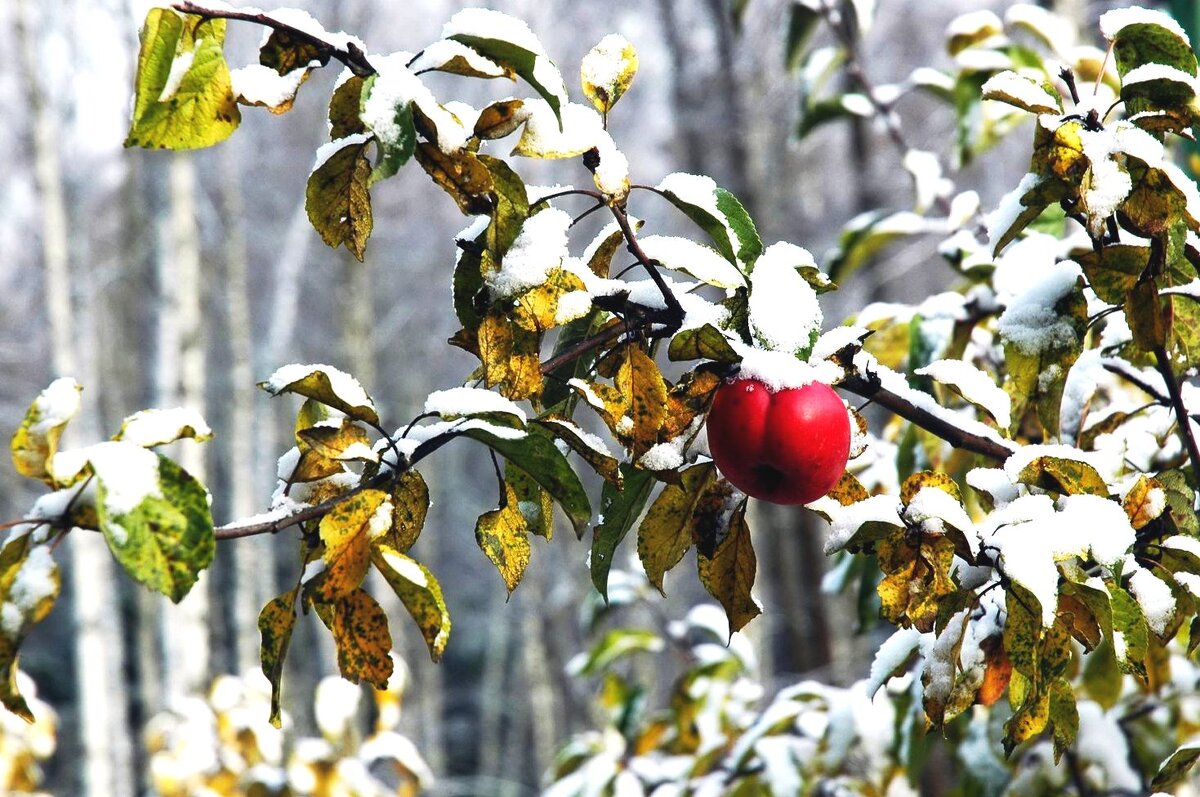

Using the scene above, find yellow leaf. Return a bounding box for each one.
[474,99,527,140]
[297,420,371,461]
[696,500,760,633]
[384,471,430,553]
[637,463,717,594]
[477,313,544,401]
[311,489,389,602]
[258,589,298,727]
[0,536,60,721]
[414,142,494,215]
[1123,475,1166,529]
[581,35,638,114]
[900,470,963,505]
[124,10,240,150]
[877,532,956,632]
[475,484,530,595]
[663,369,721,440]
[512,269,589,332]
[372,544,451,662]
[617,346,668,459]
[327,588,394,689]
[10,378,82,485]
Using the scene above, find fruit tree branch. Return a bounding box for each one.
[1152,344,1200,478]
[172,1,376,76]
[839,371,1012,463]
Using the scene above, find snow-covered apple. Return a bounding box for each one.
[706,377,850,505]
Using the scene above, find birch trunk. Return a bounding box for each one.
[17,0,134,793]
[156,153,212,699]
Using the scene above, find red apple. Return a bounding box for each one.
[705,377,850,505]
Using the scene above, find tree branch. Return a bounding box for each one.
[609,204,686,330]
[839,371,1012,462]
[1152,344,1200,478]
[172,1,376,76]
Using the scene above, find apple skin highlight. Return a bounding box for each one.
[706,378,851,505]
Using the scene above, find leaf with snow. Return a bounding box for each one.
[0,535,60,721]
[92,446,215,603]
[654,173,763,267]
[125,10,240,150]
[638,236,745,289]
[535,418,621,486]
[409,39,511,79]
[230,63,311,114]
[116,407,212,448]
[372,544,450,661]
[826,210,933,284]
[512,269,590,332]
[10,378,82,486]
[305,136,373,260]
[1101,7,1197,79]
[1015,455,1107,497]
[916,359,1011,429]
[444,8,567,124]
[748,243,822,357]
[980,70,1061,114]
[307,489,389,603]
[1151,739,1200,791]
[359,74,416,185]
[258,589,297,727]
[260,364,379,427]
[581,34,638,114]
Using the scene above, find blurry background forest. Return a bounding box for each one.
[0,0,1136,794]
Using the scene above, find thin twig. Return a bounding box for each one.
[838,372,1012,462]
[1102,361,1169,404]
[609,204,686,327]
[1152,344,1200,478]
[173,1,376,76]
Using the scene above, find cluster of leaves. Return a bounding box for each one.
[7,378,214,717]
[548,569,1200,797]
[111,0,867,724]
[144,668,431,796]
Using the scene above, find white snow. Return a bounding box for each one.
[1127,566,1176,636]
[904,486,977,554]
[377,547,428,588]
[986,172,1041,252]
[840,93,873,116]
[310,133,371,174]
[581,34,634,95]
[555,290,594,325]
[903,149,952,212]
[514,99,600,157]
[916,359,1011,429]
[264,363,375,417]
[946,9,1003,38]
[638,236,745,289]
[486,208,571,298]
[734,344,843,393]
[31,377,82,433]
[408,39,507,78]
[314,676,362,739]
[1002,443,1104,485]
[53,441,162,517]
[537,418,617,461]
[810,326,869,362]
[996,260,1082,355]
[981,70,1061,113]
[230,63,310,109]
[158,50,195,102]
[443,8,549,62]
[423,387,527,422]
[366,498,394,541]
[1074,701,1143,792]
[865,627,922,697]
[815,493,904,554]
[0,546,57,638]
[592,131,630,197]
[637,441,685,471]
[966,467,1020,508]
[1162,534,1200,558]
[1122,62,1200,90]
[260,7,365,54]
[749,243,822,355]
[118,407,211,447]
[955,48,1013,73]
[1099,6,1190,45]
[361,53,471,154]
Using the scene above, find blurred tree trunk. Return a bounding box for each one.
[218,142,268,676]
[476,603,512,786]
[156,153,212,699]
[16,0,135,793]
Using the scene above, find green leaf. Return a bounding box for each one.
[1015,456,1108,497]
[785,4,821,71]
[258,589,298,727]
[361,75,416,185]
[10,378,81,485]
[1108,581,1149,677]
[668,324,742,363]
[827,211,930,285]
[1108,18,1198,78]
[507,462,553,539]
[475,484,531,595]
[591,465,655,601]
[637,463,718,594]
[259,364,380,427]
[448,28,566,125]
[1048,677,1078,762]
[372,544,451,662]
[305,138,373,261]
[94,448,214,603]
[0,536,60,721]
[125,9,240,150]
[535,418,622,486]
[1082,639,1123,709]
[1076,244,1148,304]
[1157,470,1200,538]
[462,426,592,537]
[480,154,530,255]
[569,629,663,676]
[696,500,760,633]
[656,176,762,267]
[1151,739,1200,790]
[328,75,367,139]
